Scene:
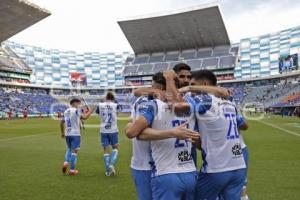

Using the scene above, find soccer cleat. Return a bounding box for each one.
[69,169,79,175]
[105,171,111,177]
[109,165,116,176]
[62,162,68,174]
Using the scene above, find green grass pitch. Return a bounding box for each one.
[0,115,299,200]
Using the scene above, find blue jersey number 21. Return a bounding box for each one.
[172,120,189,148]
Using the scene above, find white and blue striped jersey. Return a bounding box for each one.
[139,98,197,176]
[97,102,118,134]
[187,94,246,173]
[130,96,152,171]
[63,107,82,136]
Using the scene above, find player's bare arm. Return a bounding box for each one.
[137,122,199,141]
[81,105,96,120]
[163,70,184,103]
[179,85,230,98]
[125,116,149,139]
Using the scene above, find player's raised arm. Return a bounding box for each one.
[81,105,96,120]
[137,122,199,141]
[179,85,230,98]
[163,70,184,103]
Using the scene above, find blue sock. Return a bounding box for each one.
[64,149,72,163]
[70,153,77,170]
[110,149,118,166]
[103,154,110,172]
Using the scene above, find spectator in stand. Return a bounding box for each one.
[8,109,13,120]
[23,107,28,122]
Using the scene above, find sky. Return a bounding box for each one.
[9,0,300,53]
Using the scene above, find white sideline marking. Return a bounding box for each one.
[258,120,300,137]
[0,132,54,142]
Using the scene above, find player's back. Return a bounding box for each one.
[194,94,246,173]
[63,107,81,136]
[98,102,118,134]
[150,99,196,176]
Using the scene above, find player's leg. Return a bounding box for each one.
[180,171,197,200]
[241,147,250,200]
[101,133,111,176]
[151,174,184,200]
[62,137,72,174]
[109,132,119,175]
[69,136,81,175]
[220,169,246,200]
[195,171,229,200]
[131,169,152,200]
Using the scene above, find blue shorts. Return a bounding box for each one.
[242,147,249,187]
[195,168,246,200]
[131,169,152,200]
[101,132,118,147]
[65,136,81,150]
[151,172,197,200]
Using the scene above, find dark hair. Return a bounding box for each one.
[192,70,217,86]
[70,98,81,105]
[106,92,115,101]
[173,63,191,73]
[152,72,166,87]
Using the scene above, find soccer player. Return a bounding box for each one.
[184,70,246,200]
[126,72,199,200]
[60,97,95,175]
[236,112,250,200]
[96,92,119,176]
[126,71,199,200]
[126,95,153,200]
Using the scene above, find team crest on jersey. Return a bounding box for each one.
[232,143,242,156]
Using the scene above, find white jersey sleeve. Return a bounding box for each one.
[64,107,81,136]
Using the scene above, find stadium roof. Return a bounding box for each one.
[0,0,50,43]
[118,2,230,54]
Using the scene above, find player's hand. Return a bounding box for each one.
[163,70,177,79]
[171,122,199,140]
[61,133,65,139]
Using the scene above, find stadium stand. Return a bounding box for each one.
[0,45,32,75]
[0,87,67,117]
[0,0,50,43]
[119,3,237,83]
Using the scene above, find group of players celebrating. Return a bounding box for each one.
[125,63,250,200]
[59,63,250,200]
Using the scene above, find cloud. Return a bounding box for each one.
[9,0,300,52]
